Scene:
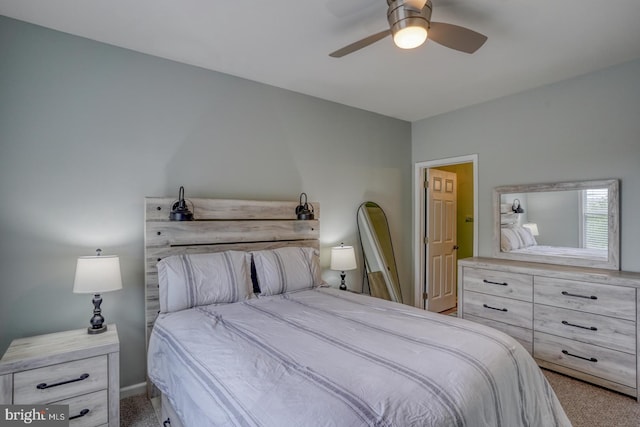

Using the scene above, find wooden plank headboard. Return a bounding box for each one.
[144,197,320,348]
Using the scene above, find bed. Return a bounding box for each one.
[145,197,571,427]
[500,225,606,261]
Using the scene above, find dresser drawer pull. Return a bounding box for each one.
[561,291,597,300]
[36,373,89,390]
[483,279,508,286]
[69,409,90,420]
[562,349,598,363]
[562,320,597,331]
[483,304,508,312]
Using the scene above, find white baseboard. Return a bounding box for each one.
[120,382,147,399]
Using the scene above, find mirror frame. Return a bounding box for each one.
[493,179,620,270]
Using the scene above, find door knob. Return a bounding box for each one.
[453,245,459,250]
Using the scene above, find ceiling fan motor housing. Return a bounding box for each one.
[387,0,432,37]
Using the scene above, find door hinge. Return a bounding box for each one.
[423,292,428,300]
[424,180,429,189]
[424,237,429,244]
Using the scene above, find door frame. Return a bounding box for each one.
[413,154,479,309]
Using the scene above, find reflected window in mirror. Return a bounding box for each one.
[581,188,609,250]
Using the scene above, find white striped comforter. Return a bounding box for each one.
[148,288,571,427]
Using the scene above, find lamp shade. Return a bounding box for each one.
[330,246,357,271]
[73,255,123,294]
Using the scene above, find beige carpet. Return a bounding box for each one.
[120,394,159,427]
[121,371,640,426]
[542,369,640,427]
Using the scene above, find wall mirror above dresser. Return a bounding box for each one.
[493,179,620,270]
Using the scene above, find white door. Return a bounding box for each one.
[426,169,458,313]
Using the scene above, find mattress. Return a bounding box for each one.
[148,288,570,427]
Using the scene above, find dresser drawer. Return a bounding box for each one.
[13,355,108,404]
[534,331,636,388]
[534,304,636,354]
[534,277,636,321]
[463,267,532,302]
[464,314,532,354]
[55,389,108,427]
[463,291,532,329]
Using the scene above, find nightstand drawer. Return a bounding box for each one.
[534,304,636,354]
[463,267,532,301]
[463,291,532,329]
[534,331,636,388]
[14,355,108,404]
[55,389,108,427]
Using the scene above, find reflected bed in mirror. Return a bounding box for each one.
[493,179,619,270]
[357,202,403,303]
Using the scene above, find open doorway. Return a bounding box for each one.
[414,155,478,312]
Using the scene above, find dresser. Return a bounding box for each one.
[458,257,640,399]
[0,325,120,427]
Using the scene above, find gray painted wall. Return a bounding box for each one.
[0,17,412,388]
[413,58,640,272]
[526,191,580,247]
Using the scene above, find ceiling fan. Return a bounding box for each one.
[329,0,487,58]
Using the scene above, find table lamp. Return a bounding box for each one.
[330,243,357,291]
[73,249,123,334]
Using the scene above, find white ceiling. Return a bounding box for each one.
[2,0,640,122]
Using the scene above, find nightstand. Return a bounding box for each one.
[0,325,120,427]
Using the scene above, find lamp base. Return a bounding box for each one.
[87,293,107,335]
[339,272,347,291]
[87,324,108,334]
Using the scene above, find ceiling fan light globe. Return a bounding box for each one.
[393,26,427,49]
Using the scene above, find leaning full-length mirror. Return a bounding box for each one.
[357,202,403,303]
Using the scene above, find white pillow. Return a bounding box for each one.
[157,251,253,313]
[514,226,537,247]
[251,247,323,296]
[501,228,524,252]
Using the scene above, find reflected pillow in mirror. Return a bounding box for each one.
[501,228,524,252]
[157,250,253,313]
[251,247,323,296]
[514,226,537,247]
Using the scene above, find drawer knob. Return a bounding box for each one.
[482,303,508,312]
[562,349,598,363]
[561,320,598,331]
[483,279,508,286]
[69,409,90,420]
[561,291,597,300]
[36,373,89,390]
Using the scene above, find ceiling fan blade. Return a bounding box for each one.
[329,29,391,58]
[428,22,487,53]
